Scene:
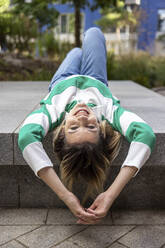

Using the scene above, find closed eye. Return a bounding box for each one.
[87,125,96,129]
[70,126,78,130]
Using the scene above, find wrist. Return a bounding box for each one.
[58,189,71,202]
[105,187,118,201]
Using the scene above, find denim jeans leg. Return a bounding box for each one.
[49,47,82,91]
[80,27,108,86]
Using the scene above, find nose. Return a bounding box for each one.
[77,115,88,123]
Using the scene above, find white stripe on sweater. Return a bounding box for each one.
[23,142,53,176]
[121,141,151,175]
[22,113,49,135]
[120,111,146,135]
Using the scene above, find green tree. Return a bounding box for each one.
[60,0,118,47]
[7,13,38,54]
[96,0,138,42]
[0,0,38,55]
[11,0,59,30]
[0,0,10,13]
[0,0,10,50]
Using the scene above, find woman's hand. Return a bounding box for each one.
[77,191,114,225]
[77,166,138,225]
[63,192,100,224]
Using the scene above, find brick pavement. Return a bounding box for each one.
[0,209,165,248]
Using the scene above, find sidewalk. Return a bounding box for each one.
[0,208,165,248]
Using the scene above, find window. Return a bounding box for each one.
[55,13,84,34]
[158,9,165,32]
[61,14,67,33]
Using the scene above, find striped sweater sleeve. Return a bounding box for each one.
[18,104,54,176]
[111,104,156,174]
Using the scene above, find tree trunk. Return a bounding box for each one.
[74,3,81,47]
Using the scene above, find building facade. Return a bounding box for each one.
[53,0,101,35]
[138,0,165,54]
[53,0,165,54]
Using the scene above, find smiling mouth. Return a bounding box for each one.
[74,109,89,116]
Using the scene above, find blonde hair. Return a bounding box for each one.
[53,120,121,204]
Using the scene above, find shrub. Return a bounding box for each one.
[39,31,60,58]
[5,13,38,55]
[38,31,74,60]
[107,52,165,88]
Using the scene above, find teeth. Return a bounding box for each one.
[76,109,88,115]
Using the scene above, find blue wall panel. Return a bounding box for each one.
[138,0,165,54]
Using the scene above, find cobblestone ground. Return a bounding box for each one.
[0,209,165,248]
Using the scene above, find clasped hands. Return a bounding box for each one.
[64,191,114,225]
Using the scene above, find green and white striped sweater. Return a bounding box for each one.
[18,75,156,176]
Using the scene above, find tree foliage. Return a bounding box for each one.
[96,0,139,32]
[11,0,59,29]
[0,0,10,13]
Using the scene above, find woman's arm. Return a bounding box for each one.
[106,165,138,200]
[38,167,99,224]
[77,166,137,224]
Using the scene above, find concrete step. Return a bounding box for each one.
[0,80,165,208]
[0,208,165,248]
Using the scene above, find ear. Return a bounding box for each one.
[100,121,106,139]
[61,125,65,135]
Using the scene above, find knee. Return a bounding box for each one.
[67,47,82,57]
[72,47,82,53]
[85,27,103,36]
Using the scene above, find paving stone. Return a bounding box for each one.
[0,166,18,207]
[118,225,165,248]
[0,240,25,248]
[51,240,82,248]
[47,208,113,225]
[58,226,134,248]
[0,208,47,225]
[17,225,85,248]
[47,209,76,225]
[108,242,128,248]
[0,226,38,245]
[112,210,165,225]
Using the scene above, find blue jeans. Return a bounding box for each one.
[49,27,108,92]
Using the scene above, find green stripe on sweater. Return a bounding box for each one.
[18,124,45,152]
[125,122,156,151]
[27,105,52,131]
[40,76,116,105]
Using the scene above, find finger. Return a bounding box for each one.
[87,208,97,214]
[88,202,97,210]
[80,212,99,221]
[86,209,101,219]
[94,210,106,218]
[79,210,98,220]
[78,213,101,223]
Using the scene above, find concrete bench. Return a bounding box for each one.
[0,81,165,209]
